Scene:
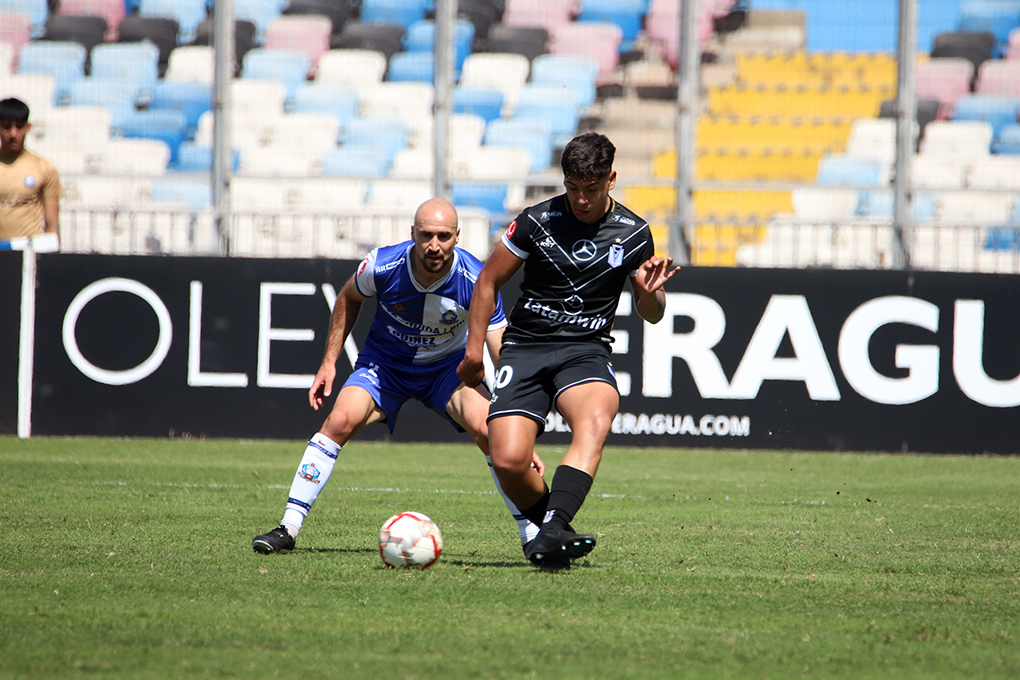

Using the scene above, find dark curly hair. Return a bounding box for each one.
[560,132,615,180]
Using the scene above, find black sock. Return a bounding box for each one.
[544,465,593,532]
[520,486,550,528]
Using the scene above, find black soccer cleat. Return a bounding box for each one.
[524,526,596,567]
[252,526,295,554]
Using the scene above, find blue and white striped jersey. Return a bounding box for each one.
[354,241,507,364]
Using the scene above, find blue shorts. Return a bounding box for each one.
[342,349,465,433]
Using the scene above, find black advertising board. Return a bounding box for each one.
[25,255,1020,453]
[0,252,23,435]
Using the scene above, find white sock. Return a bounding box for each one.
[486,455,540,545]
[280,433,340,537]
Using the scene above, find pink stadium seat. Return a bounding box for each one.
[263,15,332,78]
[0,13,31,67]
[977,60,1020,96]
[550,22,622,86]
[646,0,713,70]
[916,58,974,115]
[59,0,126,41]
[502,0,575,39]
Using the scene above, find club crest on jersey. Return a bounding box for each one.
[572,239,597,262]
[440,309,458,325]
[609,243,625,268]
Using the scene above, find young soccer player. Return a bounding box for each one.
[253,198,544,555]
[457,132,680,568]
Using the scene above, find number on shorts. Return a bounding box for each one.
[493,365,514,389]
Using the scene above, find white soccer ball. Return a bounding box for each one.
[378,511,443,569]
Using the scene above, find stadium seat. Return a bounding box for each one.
[458,0,498,40]
[389,147,435,179]
[460,52,530,114]
[239,147,323,177]
[174,142,240,172]
[358,81,434,132]
[330,22,405,61]
[549,22,622,87]
[365,178,433,208]
[289,178,369,211]
[1009,25,1020,57]
[932,30,996,73]
[68,77,138,128]
[952,94,1020,138]
[149,81,211,140]
[991,123,1020,153]
[99,138,172,175]
[164,45,214,85]
[845,118,899,165]
[816,154,887,187]
[90,41,160,103]
[0,0,47,38]
[578,0,644,52]
[269,112,340,152]
[32,105,110,156]
[803,1,899,52]
[39,16,108,65]
[976,59,1020,96]
[475,24,548,63]
[321,145,392,177]
[937,191,1016,223]
[451,183,509,214]
[316,49,388,87]
[17,40,87,104]
[707,84,887,118]
[120,109,187,165]
[292,83,359,133]
[340,118,409,163]
[58,0,125,41]
[360,0,430,30]
[531,54,598,108]
[855,190,938,221]
[453,87,504,123]
[264,15,333,78]
[192,20,256,73]
[792,187,859,220]
[920,120,994,159]
[0,12,31,68]
[959,0,1020,55]
[484,118,553,172]
[194,110,268,154]
[513,84,581,147]
[502,0,574,38]
[231,78,287,118]
[912,156,967,189]
[452,145,531,180]
[233,0,284,43]
[242,49,311,104]
[283,0,351,36]
[138,0,207,44]
[404,19,475,73]
[117,17,179,77]
[387,51,434,83]
[916,58,974,111]
[967,156,1020,189]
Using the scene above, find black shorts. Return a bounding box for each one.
[487,340,618,429]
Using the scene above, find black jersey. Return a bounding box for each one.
[500,194,655,345]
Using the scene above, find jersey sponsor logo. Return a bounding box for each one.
[609,243,625,268]
[357,258,369,276]
[506,220,517,238]
[538,236,556,249]
[614,215,636,226]
[572,239,597,262]
[522,298,609,330]
[540,211,563,219]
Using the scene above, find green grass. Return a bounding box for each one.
[0,437,1017,679]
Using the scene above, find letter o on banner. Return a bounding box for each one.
[62,278,173,385]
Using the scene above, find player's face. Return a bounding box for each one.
[0,119,30,156]
[411,221,459,275]
[564,171,616,224]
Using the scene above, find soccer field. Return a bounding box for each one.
[1,437,1017,679]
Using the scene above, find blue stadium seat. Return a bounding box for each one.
[139,0,207,43]
[453,87,504,123]
[90,42,160,105]
[530,54,599,108]
[991,123,1020,154]
[174,143,240,172]
[321,145,392,177]
[68,77,139,128]
[17,41,87,104]
[292,84,359,134]
[451,183,508,215]
[360,0,430,30]
[387,51,434,82]
[121,109,188,165]
[513,84,582,147]
[578,0,645,52]
[484,119,554,172]
[953,94,1020,139]
[150,81,212,140]
[0,0,49,38]
[404,19,475,73]
[151,176,213,210]
[234,0,285,43]
[856,190,938,221]
[816,155,886,187]
[241,48,310,104]
[959,0,1020,55]
[340,119,409,163]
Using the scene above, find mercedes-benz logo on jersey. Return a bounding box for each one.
[572,239,597,262]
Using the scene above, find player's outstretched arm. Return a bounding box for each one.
[631,256,681,324]
[310,276,366,410]
[458,243,523,387]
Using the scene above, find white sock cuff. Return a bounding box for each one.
[310,433,341,459]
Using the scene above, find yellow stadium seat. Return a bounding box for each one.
[692,224,769,267]
[707,84,889,118]
[654,148,821,182]
[621,185,677,217]
[696,116,852,154]
[693,189,793,221]
[649,223,669,259]
[735,51,902,89]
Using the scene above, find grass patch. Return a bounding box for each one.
[0,437,1017,679]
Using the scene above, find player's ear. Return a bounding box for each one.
[606,170,617,191]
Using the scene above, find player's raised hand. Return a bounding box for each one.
[636,255,680,294]
[309,363,337,410]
